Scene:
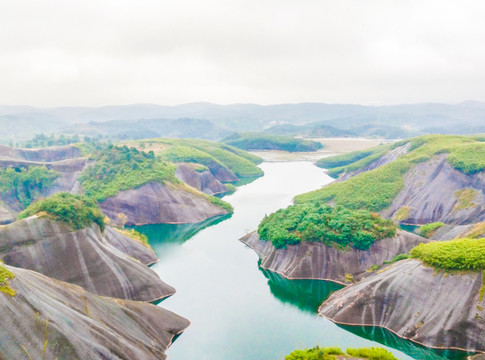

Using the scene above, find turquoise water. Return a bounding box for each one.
[135,162,470,360]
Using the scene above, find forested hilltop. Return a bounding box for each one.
[223,132,323,152]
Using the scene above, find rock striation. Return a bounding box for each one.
[0,215,173,301]
[175,163,228,195]
[0,264,189,360]
[382,155,485,225]
[240,230,427,284]
[319,259,485,353]
[100,181,229,226]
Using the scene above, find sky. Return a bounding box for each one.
[1,0,484,107]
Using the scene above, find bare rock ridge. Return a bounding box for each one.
[339,142,412,181]
[240,230,427,284]
[0,215,173,301]
[0,144,82,163]
[100,181,229,226]
[382,155,485,224]
[319,259,485,353]
[0,265,189,360]
[175,163,228,195]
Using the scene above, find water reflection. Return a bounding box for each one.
[338,324,472,360]
[261,268,343,313]
[130,214,231,252]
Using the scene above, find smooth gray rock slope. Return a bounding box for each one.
[100,181,229,226]
[0,265,189,360]
[0,215,173,301]
[240,230,427,284]
[175,163,228,195]
[319,259,485,353]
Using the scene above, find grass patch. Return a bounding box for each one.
[0,166,59,208]
[0,263,16,297]
[19,193,105,232]
[113,227,152,249]
[464,222,485,239]
[393,206,411,222]
[317,143,393,178]
[297,135,485,212]
[258,203,396,250]
[79,145,179,201]
[285,346,397,360]
[141,138,264,179]
[419,222,445,238]
[224,132,323,152]
[453,189,478,212]
[410,238,485,271]
[383,253,409,264]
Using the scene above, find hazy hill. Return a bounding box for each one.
[1,101,484,143]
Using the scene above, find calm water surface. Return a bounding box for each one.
[135,162,469,360]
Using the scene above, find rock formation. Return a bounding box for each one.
[0,264,189,360]
[240,230,427,284]
[0,215,173,301]
[319,259,485,353]
[100,182,229,226]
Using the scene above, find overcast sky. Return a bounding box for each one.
[1,0,484,107]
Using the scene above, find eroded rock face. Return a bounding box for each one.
[0,202,15,225]
[0,265,189,360]
[319,259,485,353]
[240,230,427,284]
[382,155,485,225]
[100,181,229,226]
[0,144,81,163]
[339,142,411,181]
[175,163,228,195]
[0,216,173,301]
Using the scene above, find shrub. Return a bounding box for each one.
[284,346,397,360]
[0,263,16,297]
[224,133,323,152]
[79,145,179,201]
[258,203,396,250]
[419,222,445,238]
[410,238,485,271]
[18,193,105,232]
[0,166,59,207]
[383,253,409,264]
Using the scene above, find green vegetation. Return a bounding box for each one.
[453,189,478,212]
[296,160,409,212]
[79,145,179,201]
[19,193,106,232]
[23,133,81,148]
[419,222,445,238]
[316,143,392,177]
[411,238,485,271]
[113,227,151,248]
[207,194,234,213]
[258,203,396,250]
[299,135,485,212]
[223,132,323,152]
[447,143,485,174]
[138,138,263,179]
[392,206,411,222]
[0,262,16,297]
[383,253,409,264]
[464,222,485,239]
[285,346,398,360]
[0,166,59,207]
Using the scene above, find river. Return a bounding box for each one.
[134,161,469,360]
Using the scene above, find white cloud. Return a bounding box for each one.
[0,0,484,106]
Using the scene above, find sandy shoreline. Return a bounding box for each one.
[251,137,393,162]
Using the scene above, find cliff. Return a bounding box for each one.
[240,230,427,284]
[319,259,485,353]
[382,155,485,224]
[100,181,229,226]
[175,163,228,195]
[0,215,173,301]
[0,264,189,360]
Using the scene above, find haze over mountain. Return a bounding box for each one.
[1,101,484,143]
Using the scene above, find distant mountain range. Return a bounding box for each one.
[1,101,484,143]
